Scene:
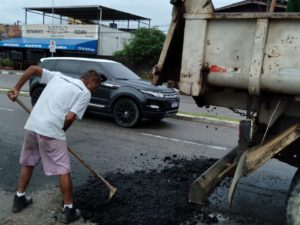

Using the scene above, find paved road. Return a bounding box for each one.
[0,72,244,122]
[0,71,296,224]
[0,93,297,224]
[0,73,29,92]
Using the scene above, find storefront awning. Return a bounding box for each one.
[0,37,97,53]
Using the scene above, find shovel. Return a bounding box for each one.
[15,97,117,203]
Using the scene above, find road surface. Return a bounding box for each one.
[0,74,297,225]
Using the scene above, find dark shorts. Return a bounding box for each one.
[20,130,71,176]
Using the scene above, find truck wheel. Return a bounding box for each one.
[286,168,300,225]
[113,98,140,128]
[31,87,44,106]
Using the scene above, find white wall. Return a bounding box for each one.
[98,25,134,56]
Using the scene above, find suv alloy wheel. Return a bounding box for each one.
[113,98,140,127]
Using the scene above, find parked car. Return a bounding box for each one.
[29,57,180,128]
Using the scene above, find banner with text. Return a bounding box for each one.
[22,25,99,39]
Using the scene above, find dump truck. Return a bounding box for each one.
[153,0,300,224]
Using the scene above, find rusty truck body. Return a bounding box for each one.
[153,0,300,224]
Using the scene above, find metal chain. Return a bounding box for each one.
[228,107,247,117]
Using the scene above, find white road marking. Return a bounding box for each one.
[0,88,30,97]
[142,133,228,151]
[0,107,14,112]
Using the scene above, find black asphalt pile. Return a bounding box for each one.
[73,155,218,225]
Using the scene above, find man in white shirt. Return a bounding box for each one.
[7,65,101,224]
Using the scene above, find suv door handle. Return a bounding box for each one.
[102,83,120,88]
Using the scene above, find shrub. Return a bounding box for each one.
[114,28,166,64]
[1,58,14,67]
[0,58,4,67]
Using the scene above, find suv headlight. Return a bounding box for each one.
[140,90,164,98]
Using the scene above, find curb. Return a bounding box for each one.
[0,88,30,97]
[171,113,239,128]
[0,70,23,76]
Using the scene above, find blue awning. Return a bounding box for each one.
[0,37,97,53]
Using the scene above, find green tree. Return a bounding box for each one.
[114,28,166,63]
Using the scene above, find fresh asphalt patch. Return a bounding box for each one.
[74,155,218,225]
[73,155,272,225]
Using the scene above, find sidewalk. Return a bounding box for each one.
[176,95,241,127]
[0,69,241,127]
[0,69,23,76]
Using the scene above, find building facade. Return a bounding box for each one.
[0,5,149,69]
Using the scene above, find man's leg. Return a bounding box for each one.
[59,173,80,224]
[13,131,40,213]
[18,131,40,193]
[17,165,34,193]
[12,165,34,212]
[59,173,73,205]
[38,135,79,223]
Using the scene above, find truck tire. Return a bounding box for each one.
[286,168,300,225]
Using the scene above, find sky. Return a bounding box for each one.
[0,0,241,31]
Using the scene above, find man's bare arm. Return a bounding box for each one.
[63,112,77,131]
[7,66,43,101]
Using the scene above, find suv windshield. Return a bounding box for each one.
[101,62,140,80]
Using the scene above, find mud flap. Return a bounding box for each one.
[189,147,238,204]
[228,124,300,209]
[190,124,300,206]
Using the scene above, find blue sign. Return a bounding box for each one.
[0,37,98,53]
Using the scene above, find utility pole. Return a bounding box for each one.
[50,0,55,57]
[97,7,102,56]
